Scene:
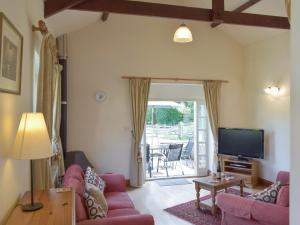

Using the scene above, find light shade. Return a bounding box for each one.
[264,86,280,97]
[173,23,193,43]
[12,113,53,160]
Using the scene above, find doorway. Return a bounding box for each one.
[143,83,209,179]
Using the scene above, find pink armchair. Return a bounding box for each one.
[217,171,289,225]
[63,165,154,225]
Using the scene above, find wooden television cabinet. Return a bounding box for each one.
[221,156,259,188]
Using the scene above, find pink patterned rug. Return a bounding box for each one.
[164,188,250,225]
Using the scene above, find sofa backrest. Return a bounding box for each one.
[64,164,85,183]
[64,164,88,222]
[276,171,289,207]
[276,171,289,185]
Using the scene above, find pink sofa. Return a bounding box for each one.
[217,171,289,225]
[63,164,154,225]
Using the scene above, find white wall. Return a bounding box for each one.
[0,0,43,223]
[243,32,290,181]
[149,83,204,101]
[67,14,247,178]
[290,1,300,224]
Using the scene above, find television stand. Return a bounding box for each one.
[221,156,259,187]
[237,155,250,162]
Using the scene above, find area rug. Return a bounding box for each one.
[155,178,192,186]
[164,188,250,225]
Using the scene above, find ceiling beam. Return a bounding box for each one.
[233,0,262,12]
[223,11,289,29]
[211,0,262,28]
[212,0,224,24]
[70,0,212,21]
[45,0,290,29]
[44,0,88,17]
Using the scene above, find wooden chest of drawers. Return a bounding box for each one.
[6,188,75,225]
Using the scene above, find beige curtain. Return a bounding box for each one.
[52,64,65,176]
[285,0,291,22]
[129,78,151,187]
[34,33,64,189]
[203,81,222,172]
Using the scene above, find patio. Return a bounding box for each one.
[145,101,197,179]
[145,142,196,179]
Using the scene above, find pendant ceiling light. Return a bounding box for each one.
[173,23,193,43]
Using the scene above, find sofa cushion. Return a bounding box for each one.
[107,209,140,218]
[85,167,106,192]
[105,192,135,210]
[64,164,85,183]
[276,185,289,207]
[86,183,108,214]
[251,182,281,204]
[84,191,107,219]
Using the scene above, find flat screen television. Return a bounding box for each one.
[218,128,264,159]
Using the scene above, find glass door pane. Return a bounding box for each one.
[196,101,209,176]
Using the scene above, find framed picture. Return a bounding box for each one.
[0,12,23,95]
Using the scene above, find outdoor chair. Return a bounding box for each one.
[157,144,184,177]
[181,140,194,168]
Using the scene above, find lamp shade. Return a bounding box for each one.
[12,113,53,160]
[173,23,193,43]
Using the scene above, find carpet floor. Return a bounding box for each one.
[165,188,250,225]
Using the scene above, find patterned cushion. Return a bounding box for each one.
[251,182,282,204]
[85,167,106,192]
[84,191,107,219]
[86,182,108,214]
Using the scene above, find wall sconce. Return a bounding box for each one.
[264,86,280,97]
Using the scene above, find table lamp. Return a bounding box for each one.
[12,113,53,211]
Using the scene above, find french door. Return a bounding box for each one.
[142,99,209,178]
[195,100,209,176]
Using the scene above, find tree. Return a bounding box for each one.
[146,108,183,125]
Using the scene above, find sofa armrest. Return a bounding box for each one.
[99,173,126,192]
[251,200,289,225]
[217,193,255,219]
[77,215,154,225]
[217,193,289,225]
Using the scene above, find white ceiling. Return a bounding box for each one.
[46,0,289,46]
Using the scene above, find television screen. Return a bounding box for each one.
[218,128,264,159]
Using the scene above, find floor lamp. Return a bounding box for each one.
[12,113,53,211]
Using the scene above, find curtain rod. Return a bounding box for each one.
[122,76,229,83]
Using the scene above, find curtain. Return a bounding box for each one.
[285,0,291,22]
[52,64,65,176]
[129,78,151,187]
[34,33,64,190]
[203,81,222,172]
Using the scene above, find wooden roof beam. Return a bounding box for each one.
[211,0,262,28]
[44,0,88,17]
[44,0,290,29]
[212,0,224,25]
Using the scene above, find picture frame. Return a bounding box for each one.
[0,12,23,95]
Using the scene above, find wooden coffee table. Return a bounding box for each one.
[193,175,244,216]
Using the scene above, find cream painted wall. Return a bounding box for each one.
[243,32,290,181]
[67,14,247,178]
[0,0,44,223]
[290,0,300,223]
